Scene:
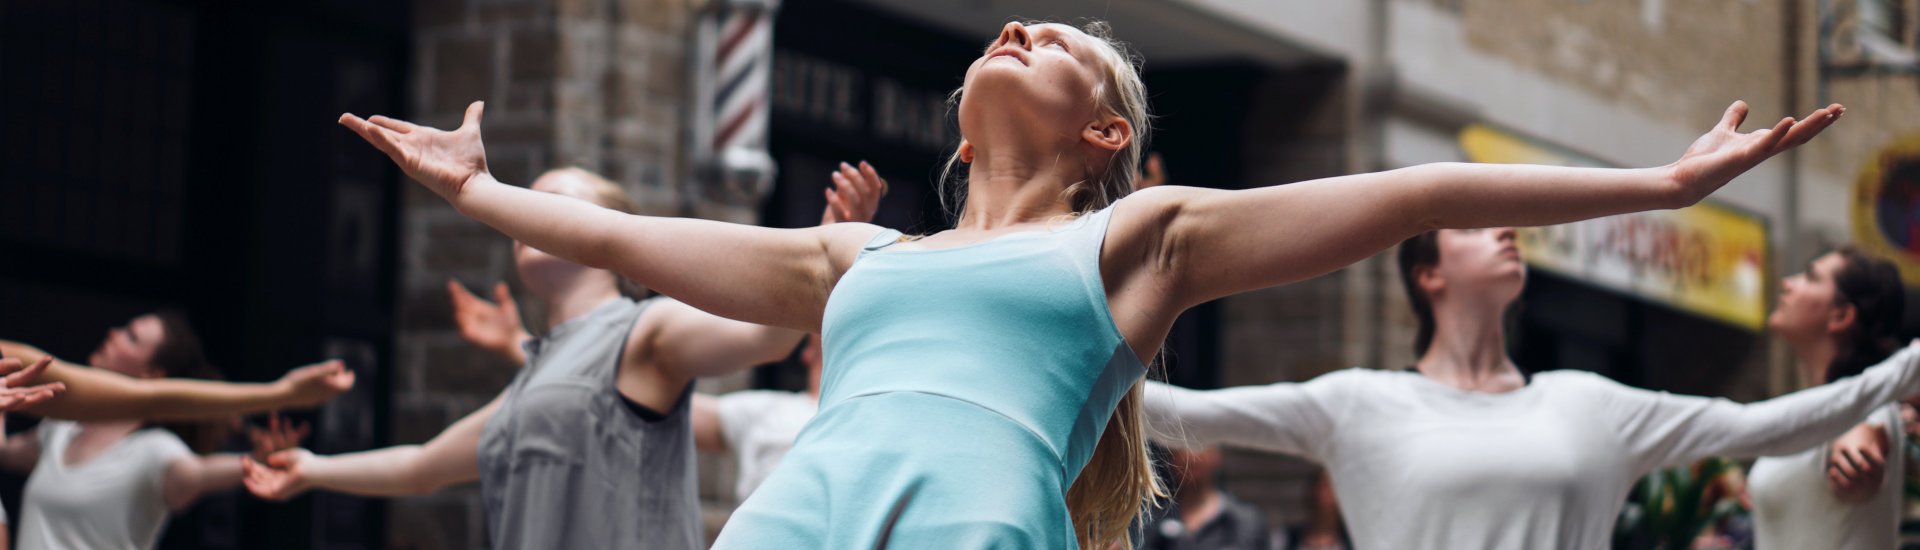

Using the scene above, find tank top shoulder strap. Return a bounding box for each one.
[1071,204,1121,260]
[859,226,906,253]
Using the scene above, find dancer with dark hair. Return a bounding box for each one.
[1144,228,1920,549]
[0,312,314,550]
[1749,247,1908,549]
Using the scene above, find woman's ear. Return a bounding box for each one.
[958,140,976,163]
[1081,115,1131,152]
[1417,265,1446,301]
[1828,303,1859,336]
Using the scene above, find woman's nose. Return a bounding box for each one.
[997,22,1030,49]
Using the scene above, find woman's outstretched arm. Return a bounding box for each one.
[1,340,351,421]
[1593,342,1920,474]
[340,103,879,333]
[1141,371,1367,463]
[244,392,503,500]
[1127,101,1842,307]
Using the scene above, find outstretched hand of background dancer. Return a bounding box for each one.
[822,161,888,224]
[242,448,316,501]
[241,415,319,502]
[1667,101,1843,207]
[274,360,356,408]
[0,356,63,413]
[340,101,490,201]
[448,280,530,365]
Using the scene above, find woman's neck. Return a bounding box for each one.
[541,280,622,332]
[955,147,1083,230]
[1415,296,1525,393]
[1791,335,1839,390]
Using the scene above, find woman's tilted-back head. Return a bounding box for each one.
[941,21,1151,219]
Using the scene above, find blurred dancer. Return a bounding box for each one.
[1139,446,1268,550]
[1748,247,1907,549]
[0,313,312,550]
[1145,228,1920,549]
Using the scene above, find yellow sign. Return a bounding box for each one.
[1461,124,1771,330]
[1849,135,1920,286]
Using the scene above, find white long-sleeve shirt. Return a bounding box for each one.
[1143,344,1920,550]
[1748,404,1905,550]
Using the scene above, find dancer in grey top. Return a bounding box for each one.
[243,165,885,548]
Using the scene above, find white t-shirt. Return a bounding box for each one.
[1749,403,1906,550]
[1144,344,1920,550]
[716,390,817,501]
[17,420,191,550]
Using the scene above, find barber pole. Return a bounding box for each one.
[692,0,779,204]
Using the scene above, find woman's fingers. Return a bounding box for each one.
[462,101,486,131]
[1832,449,1860,477]
[858,160,888,196]
[492,282,515,312]
[1,356,53,388]
[448,279,478,307]
[1778,104,1843,151]
[834,165,866,210]
[1717,101,1749,131]
[368,115,420,134]
[824,188,849,224]
[0,384,62,411]
[1750,116,1793,157]
[340,114,407,160]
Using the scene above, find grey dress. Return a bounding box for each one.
[476,297,701,549]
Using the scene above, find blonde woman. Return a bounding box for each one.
[339,19,1841,549]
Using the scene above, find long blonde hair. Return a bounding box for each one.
[938,20,1162,549]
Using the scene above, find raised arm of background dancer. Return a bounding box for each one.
[245,392,503,500]
[1,340,354,421]
[1140,102,1842,306]
[1141,376,1347,462]
[644,161,883,378]
[340,103,877,333]
[1606,341,1920,473]
[449,280,531,365]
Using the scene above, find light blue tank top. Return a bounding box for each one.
[820,206,1146,480]
[713,205,1146,549]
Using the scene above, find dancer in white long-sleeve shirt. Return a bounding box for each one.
[1748,247,1908,550]
[1145,227,1920,550]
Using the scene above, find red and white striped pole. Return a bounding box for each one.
[693,0,779,205]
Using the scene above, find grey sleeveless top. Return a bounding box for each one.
[476,297,701,549]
